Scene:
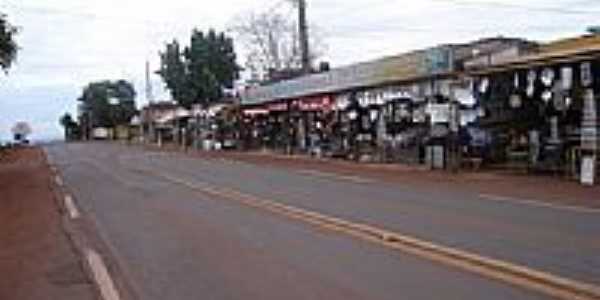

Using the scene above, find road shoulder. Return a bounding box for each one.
[0,147,96,300]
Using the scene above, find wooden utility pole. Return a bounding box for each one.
[298,0,310,74]
[145,60,154,104]
[145,60,155,144]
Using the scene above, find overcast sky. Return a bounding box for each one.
[1,0,600,141]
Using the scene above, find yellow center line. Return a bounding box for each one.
[131,166,600,300]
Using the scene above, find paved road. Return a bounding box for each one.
[45,143,599,300]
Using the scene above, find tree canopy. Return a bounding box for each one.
[78,80,137,128]
[0,13,18,72]
[158,29,239,109]
[59,113,75,128]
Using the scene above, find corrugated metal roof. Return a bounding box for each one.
[241,46,454,105]
[470,36,600,75]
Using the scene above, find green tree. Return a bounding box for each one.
[158,29,239,109]
[0,13,18,72]
[157,40,191,107]
[78,80,137,130]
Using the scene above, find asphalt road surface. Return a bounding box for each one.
[44,142,600,300]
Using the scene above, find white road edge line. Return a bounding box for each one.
[64,195,81,219]
[479,193,600,214]
[86,249,121,300]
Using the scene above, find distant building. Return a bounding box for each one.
[140,101,180,144]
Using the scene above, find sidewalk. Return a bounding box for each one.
[144,143,600,209]
[0,147,95,300]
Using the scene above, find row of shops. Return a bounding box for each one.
[139,35,599,185]
[140,100,240,151]
[238,35,600,184]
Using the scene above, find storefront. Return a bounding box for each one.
[240,105,270,150]
[471,49,600,182]
[327,80,456,165]
[289,95,334,156]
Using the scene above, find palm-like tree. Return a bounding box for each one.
[59,113,76,140]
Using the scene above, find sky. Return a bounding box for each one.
[1,0,600,141]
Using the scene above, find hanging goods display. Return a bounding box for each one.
[509,94,522,109]
[581,156,596,186]
[578,80,597,187]
[581,62,593,87]
[561,66,573,91]
[552,81,565,111]
[549,116,560,143]
[541,68,555,88]
[526,70,537,98]
[479,77,489,94]
[581,89,597,151]
[542,90,553,103]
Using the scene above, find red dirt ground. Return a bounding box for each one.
[0,147,95,300]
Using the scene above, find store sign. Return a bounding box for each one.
[243,108,269,116]
[298,96,333,111]
[267,102,288,112]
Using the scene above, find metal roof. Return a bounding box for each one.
[469,40,600,75]
[241,46,454,105]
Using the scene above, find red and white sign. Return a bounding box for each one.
[295,96,333,112]
[267,102,288,112]
[243,108,269,116]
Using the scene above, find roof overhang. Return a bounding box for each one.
[469,45,600,76]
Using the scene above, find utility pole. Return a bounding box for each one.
[145,60,154,104]
[298,0,311,74]
[145,60,155,144]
